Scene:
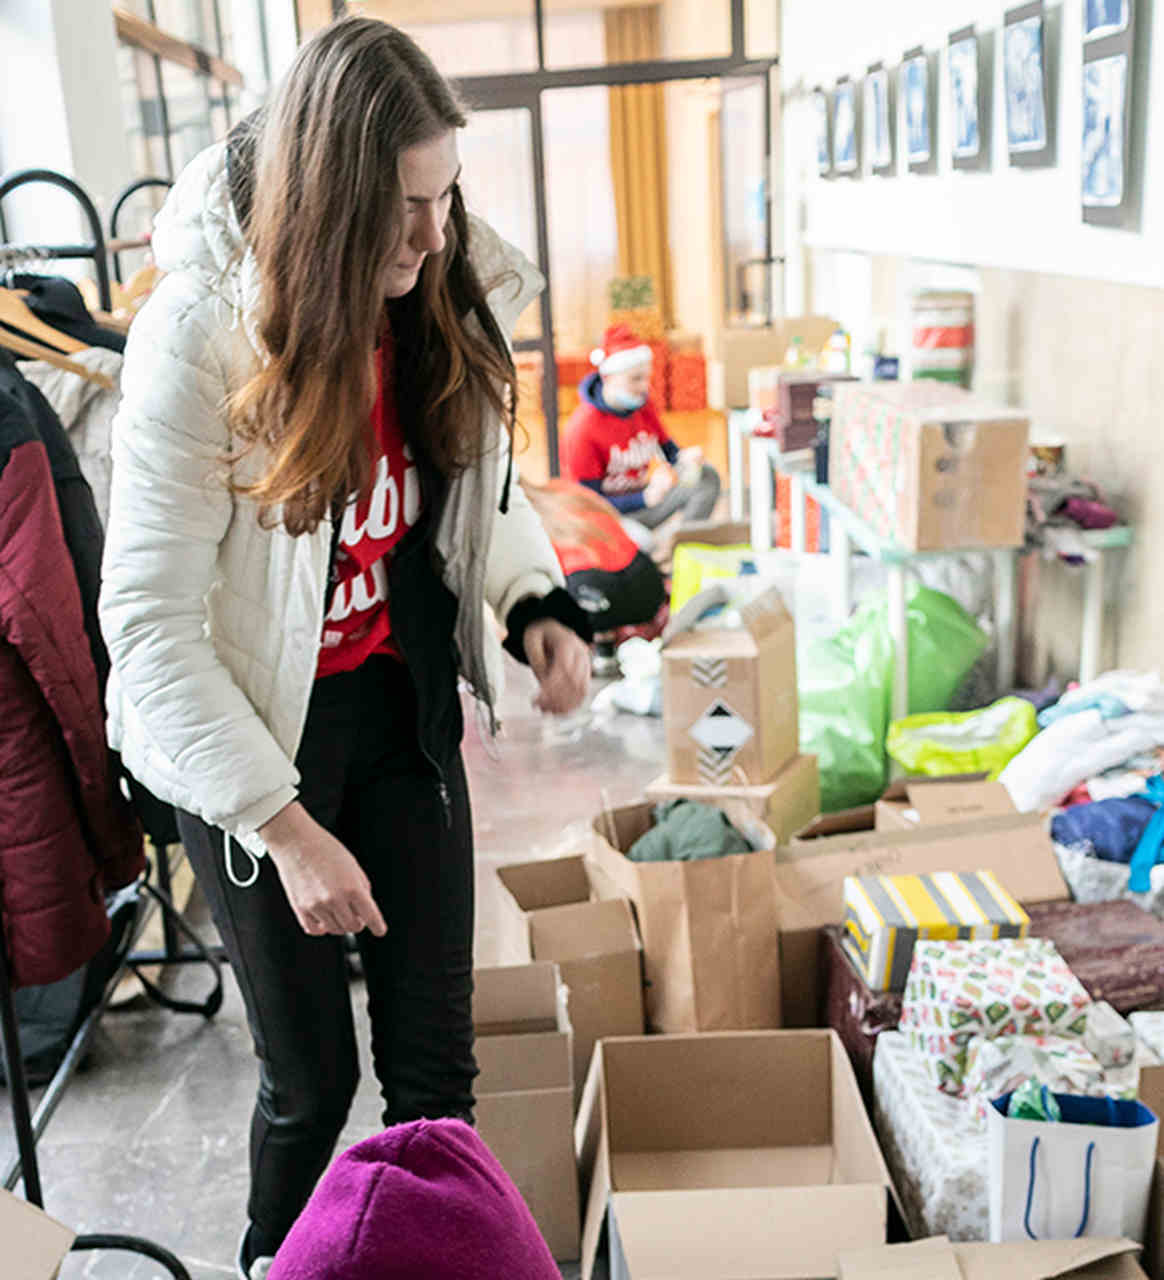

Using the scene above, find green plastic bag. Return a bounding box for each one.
[1007,1079,1062,1122]
[886,697,1038,779]
[799,586,988,812]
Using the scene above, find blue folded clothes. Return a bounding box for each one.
[1051,795,1158,864]
[1038,693,1131,729]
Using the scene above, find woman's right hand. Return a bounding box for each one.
[258,802,388,937]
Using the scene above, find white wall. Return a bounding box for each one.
[781,0,1163,292]
[1,0,132,246]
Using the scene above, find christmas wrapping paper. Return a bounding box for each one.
[873,1031,991,1241]
[900,938,1092,1097]
[1085,1001,1138,1070]
[962,1035,1110,1125]
[608,275,655,311]
[1130,1012,1164,1062]
[609,305,665,342]
[668,351,707,412]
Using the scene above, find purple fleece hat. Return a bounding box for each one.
[266,1118,561,1280]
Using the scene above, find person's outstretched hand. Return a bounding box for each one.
[260,802,388,937]
[525,618,591,714]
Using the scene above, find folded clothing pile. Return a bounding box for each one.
[626,799,752,863]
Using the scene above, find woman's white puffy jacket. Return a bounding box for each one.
[99,142,562,858]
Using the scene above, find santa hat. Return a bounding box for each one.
[590,323,652,377]
[267,1119,559,1280]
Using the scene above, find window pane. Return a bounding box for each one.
[117,41,171,178]
[152,0,221,52]
[544,0,730,69]
[721,76,772,326]
[160,60,217,173]
[745,0,778,59]
[458,106,540,341]
[357,2,538,77]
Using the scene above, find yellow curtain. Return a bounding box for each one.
[604,7,674,327]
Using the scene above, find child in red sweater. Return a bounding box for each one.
[562,324,720,531]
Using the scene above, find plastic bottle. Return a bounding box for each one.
[783,335,804,369]
[822,327,851,374]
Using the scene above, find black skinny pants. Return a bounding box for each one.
[177,655,476,1252]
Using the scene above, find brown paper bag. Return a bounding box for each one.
[586,800,781,1032]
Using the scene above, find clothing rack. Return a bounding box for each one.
[0,169,113,311]
[0,862,224,1277]
[109,176,172,284]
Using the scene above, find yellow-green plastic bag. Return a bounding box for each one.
[886,697,1038,779]
[669,543,752,615]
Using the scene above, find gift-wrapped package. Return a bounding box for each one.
[963,1034,1108,1125]
[1085,1000,1138,1070]
[900,938,1092,1097]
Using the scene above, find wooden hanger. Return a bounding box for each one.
[0,327,114,390]
[0,286,87,355]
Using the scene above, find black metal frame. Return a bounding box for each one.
[109,175,174,283]
[448,0,776,473]
[0,859,224,1279]
[0,170,113,311]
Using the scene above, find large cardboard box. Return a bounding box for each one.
[662,587,798,788]
[838,1236,1148,1280]
[588,801,782,1033]
[875,776,1017,832]
[474,962,580,1261]
[719,316,839,408]
[495,855,645,1109]
[2,1191,75,1280]
[579,1030,896,1280]
[774,812,1070,1029]
[645,753,820,844]
[830,382,1030,551]
[1137,1065,1164,1279]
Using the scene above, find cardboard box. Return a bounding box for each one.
[839,1236,1149,1280]
[830,382,1030,551]
[588,801,782,1033]
[719,316,839,408]
[773,812,1070,1029]
[474,962,580,1261]
[495,855,645,1109]
[2,1190,75,1280]
[662,587,798,788]
[842,868,1029,992]
[644,753,820,844]
[875,776,1017,832]
[581,1030,896,1280]
[1137,1065,1164,1279]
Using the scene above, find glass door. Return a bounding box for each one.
[721,71,778,326]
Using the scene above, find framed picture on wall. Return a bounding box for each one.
[833,79,859,174]
[1003,2,1054,166]
[1082,54,1128,204]
[866,64,893,173]
[901,49,931,166]
[1085,0,1129,40]
[949,32,981,158]
[813,89,831,176]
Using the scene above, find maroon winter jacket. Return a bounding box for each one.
[0,373,143,988]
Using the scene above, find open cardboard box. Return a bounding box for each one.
[2,1191,75,1280]
[645,753,820,845]
[588,800,782,1032]
[774,810,1069,1028]
[838,1236,1147,1280]
[875,776,1017,832]
[661,586,798,789]
[495,854,644,1109]
[474,962,580,1261]
[1136,1065,1164,1279]
[578,1030,897,1280]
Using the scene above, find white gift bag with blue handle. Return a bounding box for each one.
[987,1090,1159,1243]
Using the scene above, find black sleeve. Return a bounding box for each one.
[661,439,680,465]
[503,587,595,665]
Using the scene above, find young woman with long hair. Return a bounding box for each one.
[99,18,591,1276]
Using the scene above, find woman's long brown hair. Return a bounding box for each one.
[229,17,518,535]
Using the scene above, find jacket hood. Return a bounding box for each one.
[580,369,636,418]
[150,140,545,356]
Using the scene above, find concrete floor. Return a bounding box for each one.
[1,660,664,1278]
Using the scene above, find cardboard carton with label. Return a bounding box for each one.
[662,586,798,788]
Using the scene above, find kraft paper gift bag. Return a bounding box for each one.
[987,1090,1158,1244]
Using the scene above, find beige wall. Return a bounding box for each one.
[809,246,1155,683]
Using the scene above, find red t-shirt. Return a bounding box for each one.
[316,343,421,678]
[562,398,669,497]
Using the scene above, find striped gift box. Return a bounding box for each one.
[841,870,1029,994]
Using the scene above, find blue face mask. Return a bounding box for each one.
[604,386,647,413]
